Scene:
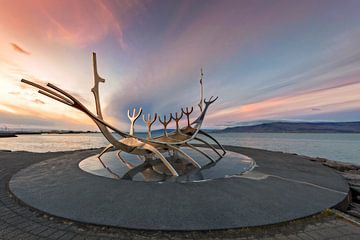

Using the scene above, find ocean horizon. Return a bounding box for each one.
[1,132,359,165]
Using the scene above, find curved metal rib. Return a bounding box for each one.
[97,153,121,179]
[99,144,113,158]
[21,79,73,105]
[194,137,222,160]
[185,143,215,162]
[198,130,226,156]
[117,151,135,169]
[141,143,179,176]
[165,144,201,168]
[121,161,151,180]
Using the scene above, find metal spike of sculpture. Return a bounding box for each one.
[142,113,157,139]
[182,106,193,128]
[127,107,142,136]
[171,111,183,133]
[21,53,226,178]
[158,114,172,137]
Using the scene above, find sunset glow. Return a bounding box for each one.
[1,0,360,130]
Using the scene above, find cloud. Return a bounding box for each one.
[0,109,56,127]
[208,81,360,124]
[1,0,360,130]
[201,26,360,126]
[0,108,95,130]
[32,99,45,104]
[41,0,124,47]
[253,46,360,102]
[0,0,148,48]
[0,102,95,130]
[106,0,319,126]
[10,43,30,55]
[8,91,20,95]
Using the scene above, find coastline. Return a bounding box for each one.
[0,133,17,138]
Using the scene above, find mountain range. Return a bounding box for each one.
[217,121,360,133]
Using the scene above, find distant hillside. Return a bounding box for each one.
[0,132,17,138]
[0,129,99,138]
[218,122,360,133]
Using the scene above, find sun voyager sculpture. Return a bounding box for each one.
[22,53,229,180]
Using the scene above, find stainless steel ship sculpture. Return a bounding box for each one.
[22,53,226,178]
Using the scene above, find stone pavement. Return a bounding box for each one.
[1,149,360,239]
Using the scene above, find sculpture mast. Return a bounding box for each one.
[198,68,204,112]
[91,52,105,119]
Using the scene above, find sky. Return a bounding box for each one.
[0,0,360,131]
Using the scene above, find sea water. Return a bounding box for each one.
[0,132,359,165]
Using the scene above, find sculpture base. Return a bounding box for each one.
[9,146,349,230]
[79,147,255,182]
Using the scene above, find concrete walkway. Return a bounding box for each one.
[1,148,360,239]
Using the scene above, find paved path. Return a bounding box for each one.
[1,148,360,239]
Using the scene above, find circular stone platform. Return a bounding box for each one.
[9,146,349,230]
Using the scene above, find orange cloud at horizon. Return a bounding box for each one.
[208,81,360,124]
[0,100,95,129]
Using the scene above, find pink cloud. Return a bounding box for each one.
[32,99,45,104]
[40,0,123,47]
[207,81,360,125]
[0,0,146,47]
[10,43,30,55]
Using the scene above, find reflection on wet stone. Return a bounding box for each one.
[79,147,255,182]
